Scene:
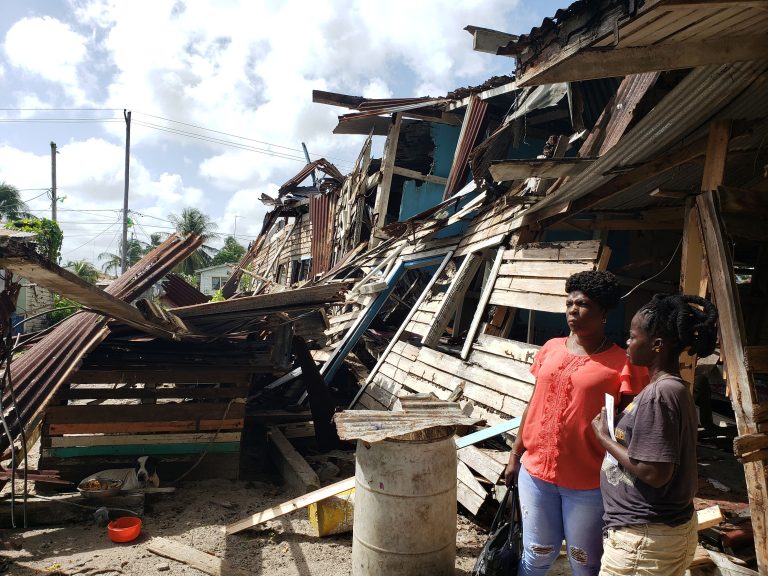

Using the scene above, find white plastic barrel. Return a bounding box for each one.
[352,426,457,576]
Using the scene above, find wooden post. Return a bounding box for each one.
[679,201,708,388]
[696,190,768,574]
[293,336,338,451]
[371,113,402,248]
[461,246,505,359]
[422,252,483,347]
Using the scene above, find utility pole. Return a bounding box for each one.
[121,110,131,274]
[50,141,57,221]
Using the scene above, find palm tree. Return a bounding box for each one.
[66,259,99,284]
[168,207,219,275]
[98,238,146,275]
[0,182,30,221]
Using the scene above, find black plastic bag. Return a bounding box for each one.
[472,483,523,576]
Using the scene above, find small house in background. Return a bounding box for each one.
[196,263,235,296]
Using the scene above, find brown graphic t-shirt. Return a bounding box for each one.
[600,375,698,531]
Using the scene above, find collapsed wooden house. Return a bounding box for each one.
[0,0,765,572]
[0,233,347,487]
[216,0,768,570]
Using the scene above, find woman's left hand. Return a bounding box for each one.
[591,407,610,440]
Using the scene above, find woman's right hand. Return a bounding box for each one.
[504,452,522,486]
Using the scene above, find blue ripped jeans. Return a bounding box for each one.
[517,462,604,576]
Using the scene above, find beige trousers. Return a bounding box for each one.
[599,516,697,576]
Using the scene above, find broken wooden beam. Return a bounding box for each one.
[227,417,522,534]
[267,426,321,494]
[148,537,248,576]
[489,158,597,181]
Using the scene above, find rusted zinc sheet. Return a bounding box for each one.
[443,94,488,199]
[0,235,191,339]
[309,193,335,278]
[334,401,482,443]
[0,233,203,455]
[161,273,209,306]
[278,158,344,194]
[169,282,352,336]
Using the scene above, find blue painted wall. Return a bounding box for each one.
[398,123,460,221]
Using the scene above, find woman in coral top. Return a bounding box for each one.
[504,270,648,576]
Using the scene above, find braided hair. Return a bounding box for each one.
[565,270,622,310]
[637,294,719,357]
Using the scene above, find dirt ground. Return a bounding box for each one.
[0,431,747,575]
[1,474,573,576]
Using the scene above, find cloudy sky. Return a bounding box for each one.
[0,0,563,267]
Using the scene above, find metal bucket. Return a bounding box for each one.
[352,426,457,576]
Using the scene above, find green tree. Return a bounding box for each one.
[98,237,146,275]
[0,182,30,221]
[168,207,219,274]
[143,232,164,254]
[5,217,63,262]
[66,259,99,284]
[212,236,245,265]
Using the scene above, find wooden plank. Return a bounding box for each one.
[494,276,566,295]
[371,113,403,247]
[227,418,526,534]
[422,252,483,347]
[696,505,724,530]
[268,426,320,494]
[69,366,250,384]
[0,249,186,340]
[734,432,768,458]
[696,190,768,573]
[474,333,540,365]
[489,289,566,314]
[457,443,506,484]
[497,260,595,278]
[392,165,448,186]
[503,240,601,262]
[45,403,244,424]
[50,432,241,448]
[489,158,597,180]
[456,460,486,515]
[680,123,722,385]
[49,420,244,435]
[64,385,249,400]
[467,348,536,387]
[518,35,768,86]
[462,246,505,360]
[416,347,516,397]
[148,537,248,576]
[44,442,240,458]
[226,476,356,534]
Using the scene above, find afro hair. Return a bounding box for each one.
[565,270,621,310]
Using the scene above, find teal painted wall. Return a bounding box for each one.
[398,123,460,221]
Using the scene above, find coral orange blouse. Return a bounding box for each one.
[521,337,648,490]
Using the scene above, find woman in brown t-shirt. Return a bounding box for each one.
[591,294,718,576]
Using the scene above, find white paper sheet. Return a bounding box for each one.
[604,393,618,465]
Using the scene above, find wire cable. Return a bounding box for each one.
[620,238,683,300]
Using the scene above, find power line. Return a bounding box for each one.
[61,216,121,256]
[134,111,355,166]
[0,108,355,168]
[133,120,311,163]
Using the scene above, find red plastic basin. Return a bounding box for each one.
[107,516,142,543]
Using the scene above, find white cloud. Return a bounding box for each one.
[4,16,88,101]
[2,0,530,264]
